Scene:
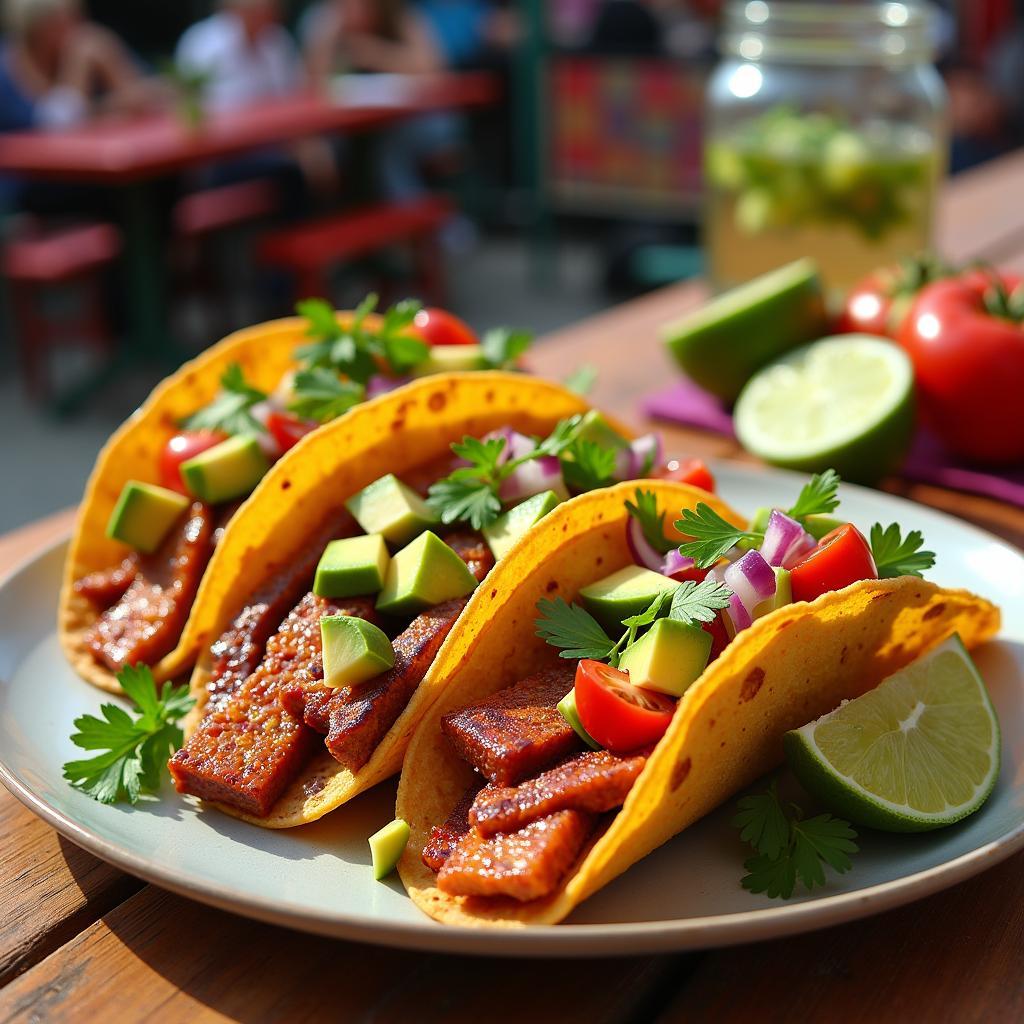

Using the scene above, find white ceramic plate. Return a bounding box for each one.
[1,463,1022,957]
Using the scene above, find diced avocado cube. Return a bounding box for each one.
[557,688,602,750]
[753,567,792,619]
[369,817,410,880]
[803,514,846,541]
[411,343,485,377]
[345,474,439,546]
[738,505,772,551]
[579,566,679,633]
[619,617,711,698]
[321,615,395,687]
[575,410,629,450]
[105,480,190,554]
[482,490,562,560]
[314,535,390,598]
[180,434,269,505]
[376,530,478,617]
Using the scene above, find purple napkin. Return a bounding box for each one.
[644,378,1024,509]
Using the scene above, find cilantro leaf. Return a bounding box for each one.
[535,416,582,457]
[63,665,194,805]
[668,576,733,626]
[377,298,428,372]
[534,597,618,662]
[287,368,365,424]
[734,782,859,900]
[428,474,503,530]
[563,364,597,396]
[481,327,533,370]
[181,363,267,436]
[787,469,841,521]
[625,488,675,555]
[561,438,617,494]
[675,503,760,569]
[869,522,935,578]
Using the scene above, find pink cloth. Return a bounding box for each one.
[644,378,1024,509]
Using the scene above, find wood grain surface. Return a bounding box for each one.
[1,152,1023,1022]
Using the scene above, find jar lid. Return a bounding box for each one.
[721,1,936,65]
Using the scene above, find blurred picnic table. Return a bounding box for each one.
[0,72,499,360]
[1,149,1023,1022]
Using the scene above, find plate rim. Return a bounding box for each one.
[1,465,1023,956]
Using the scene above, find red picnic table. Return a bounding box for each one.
[0,72,500,360]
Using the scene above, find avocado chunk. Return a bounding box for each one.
[753,566,792,619]
[321,614,395,687]
[411,343,484,376]
[345,474,439,546]
[376,530,478,616]
[180,434,269,504]
[105,480,190,554]
[619,617,711,697]
[575,410,630,451]
[557,688,602,750]
[369,817,410,880]
[738,505,772,551]
[803,514,846,541]
[482,490,562,560]
[314,534,390,598]
[579,566,680,633]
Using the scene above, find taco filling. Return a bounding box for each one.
[169,413,671,819]
[68,297,533,680]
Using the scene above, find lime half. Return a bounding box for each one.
[785,635,1000,832]
[734,334,914,482]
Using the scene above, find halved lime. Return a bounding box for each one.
[734,334,914,482]
[785,635,1000,832]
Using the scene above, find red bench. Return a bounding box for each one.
[3,220,120,400]
[258,195,453,303]
[173,179,279,239]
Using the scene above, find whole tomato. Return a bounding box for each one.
[837,256,950,338]
[898,271,1024,463]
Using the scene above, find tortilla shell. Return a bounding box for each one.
[184,372,625,827]
[396,481,1001,927]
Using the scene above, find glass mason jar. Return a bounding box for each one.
[704,1,947,293]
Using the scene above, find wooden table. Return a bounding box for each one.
[2,152,1023,1022]
[0,73,499,361]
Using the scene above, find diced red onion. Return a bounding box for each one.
[366,375,412,399]
[248,401,282,460]
[629,433,663,477]
[760,509,814,568]
[724,550,776,621]
[626,516,665,572]
[499,455,569,503]
[660,548,696,578]
[725,592,752,635]
[782,533,816,569]
[483,427,536,466]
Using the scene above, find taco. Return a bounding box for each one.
[166,372,673,828]
[58,298,539,695]
[396,477,1000,926]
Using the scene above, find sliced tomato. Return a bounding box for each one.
[701,613,731,663]
[159,430,227,494]
[657,458,715,493]
[574,659,676,752]
[789,524,878,603]
[412,307,478,347]
[266,410,316,453]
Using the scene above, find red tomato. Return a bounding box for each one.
[575,659,676,752]
[701,613,731,663]
[789,524,878,604]
[657,458,715,493]
[266,411,316,453]
[159,430,226,494]
[836,257,949,338]
[412,308,478,347]
[898,271,1024,463]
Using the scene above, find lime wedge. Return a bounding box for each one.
[784,635,1000,832]
[734,334,914,482]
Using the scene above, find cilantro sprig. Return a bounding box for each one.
[733,781,858,899]
[676,470,842,569]
[63,665,194,805]
[480,327,533,370]
[626,489,675,555]
[295,294,429,383]
[182,363,268,436]
[560,438,617,494]
[287,367,365,424]
[869,522,936,578]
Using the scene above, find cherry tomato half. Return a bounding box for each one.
[575,659,676,752]
[266,410,317,453]
[789,524,877,604]
[412,307,478,347]
[657,458,715,493]
[159,430,227,494]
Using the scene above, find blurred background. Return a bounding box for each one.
[1,0,1022,532]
